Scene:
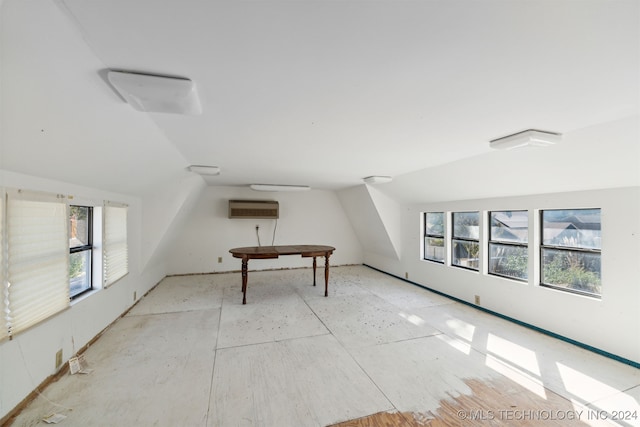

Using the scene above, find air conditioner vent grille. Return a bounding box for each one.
[230,208,279,218]
[228,200,279,219]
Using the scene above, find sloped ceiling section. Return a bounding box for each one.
[51,0,639,191]
[0,0,190,196]
[0,0,215,279]
[337,184,400,260]
[365,184,403,257]
[140,173,207,270]
[377,114,640,204]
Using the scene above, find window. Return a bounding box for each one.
[103,204,128,287]
[488,210,528,280]
[452,211,479,271]
[69,206,93,298]
[541,209,601,297]
[424,212,445,263]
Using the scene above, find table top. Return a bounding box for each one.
[229,245,335,258]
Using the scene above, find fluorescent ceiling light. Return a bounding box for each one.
[188,165,220,175]
[363,176,392,184]
[490,129,561,150]
[250,184,310,192]
[107,70,202,115]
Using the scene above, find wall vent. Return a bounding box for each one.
[229,200,279,219]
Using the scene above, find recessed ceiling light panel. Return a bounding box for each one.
[107,70,202,115]
[490,129,561,150]
[188,165,220,175]
[250,184,310,192]
[363,176,393,184]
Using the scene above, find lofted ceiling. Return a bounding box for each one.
[1,0,638,196]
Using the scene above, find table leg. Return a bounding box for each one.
[241,257,248,305]
[312,257,317,286]
[324,253,330,297]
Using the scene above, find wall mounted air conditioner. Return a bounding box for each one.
[228,200,279,219]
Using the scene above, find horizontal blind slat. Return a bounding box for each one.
[7,198,69,336]
[103,206,128,286]
[0,193,7,340]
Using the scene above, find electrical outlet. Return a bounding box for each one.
[218,256,222,263]
[133,291,137,301]
[405,272,409,279]
[55,349,63,369]
[474,295,481,305]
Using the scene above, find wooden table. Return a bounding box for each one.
[229,245,335,304]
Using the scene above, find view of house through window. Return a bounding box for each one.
[541,208,601,297]
[422,207,602,298]
[69,205,93,298]
[489,210,528,280]
[424,212,445,263]
[452,211,479,271]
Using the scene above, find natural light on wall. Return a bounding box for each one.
[445,317,476,342]
[556,363,629,405]
[436,332,472,355]
[487,333,541,377]
[398,311,426,326]
[485,333,546,398]
[485,354,547,399]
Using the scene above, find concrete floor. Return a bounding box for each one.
[10,266,640,426]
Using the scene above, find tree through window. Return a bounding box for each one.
[541,209,601,297]
[69,205,93,298]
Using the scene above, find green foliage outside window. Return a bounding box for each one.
[69,253,84,279]
[543,252,601,295]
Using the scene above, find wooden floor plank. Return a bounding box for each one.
[329,376,591,427]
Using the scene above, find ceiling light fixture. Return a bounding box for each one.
[188,165,221,176]
[250,184,311,192]
[107,70,202,115]
[490,129,561,150]
[363,176,393,184]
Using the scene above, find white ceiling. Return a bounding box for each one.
[2,0,638,196]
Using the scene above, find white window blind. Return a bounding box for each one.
[6,190,69,336]
[103,204,128,287]
[0,191,8,341]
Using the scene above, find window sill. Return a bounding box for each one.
[70,289,100,306]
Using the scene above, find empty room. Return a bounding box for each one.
[1,0,639,426]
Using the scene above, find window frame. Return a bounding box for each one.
[539,208,602,298]
[488,210,529,282]
[423,212,445,263]
[451,211,480,271]
[69,205,94,299]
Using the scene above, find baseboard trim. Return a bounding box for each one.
[363,264,640,369]
[1,278,163,426]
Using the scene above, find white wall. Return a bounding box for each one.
[0,170,168,420]
[363,186,640,365]
[0,0,206,416]
[337,185,400,259]
[0,179,362,419]
[141,174,207,270]
[166,186,363,275]
[0,0,192,196]
[366,185,403,258]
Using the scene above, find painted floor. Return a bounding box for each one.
[9,266,640,426]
